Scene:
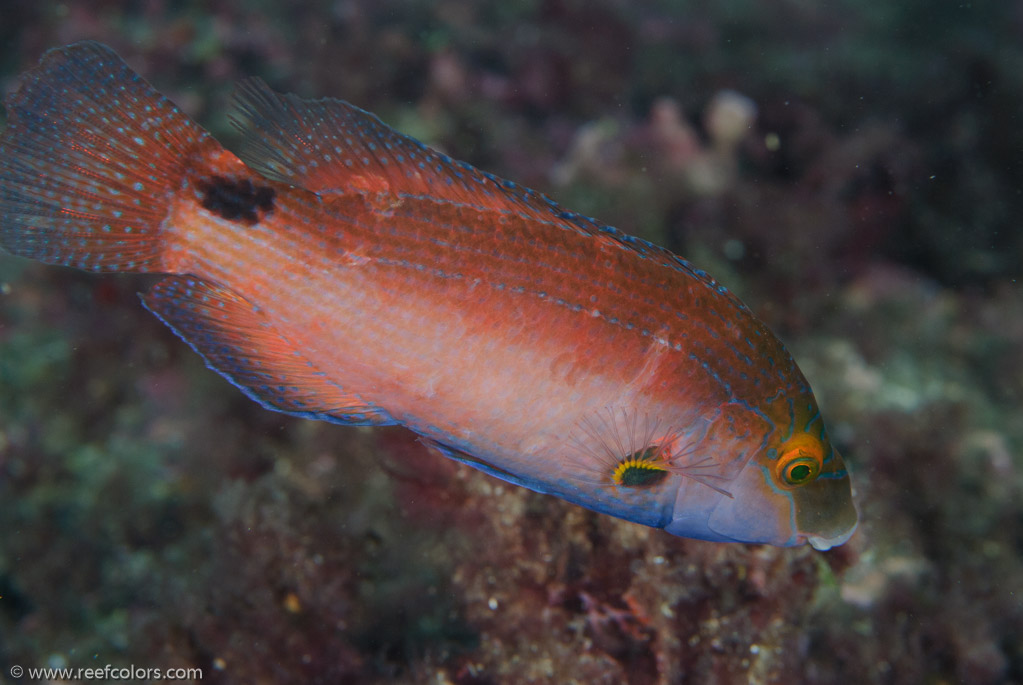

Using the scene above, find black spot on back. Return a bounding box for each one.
[197,175,275,225]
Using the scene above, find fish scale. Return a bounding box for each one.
[0,41,858,548]
[168,187,684,456]
[348,197,713,359]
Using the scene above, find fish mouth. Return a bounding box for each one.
[792,446,859,551]
[806,523,858,551]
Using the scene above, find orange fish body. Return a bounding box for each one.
[0,43,857,548]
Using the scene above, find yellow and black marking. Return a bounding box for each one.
[612,447,669,487]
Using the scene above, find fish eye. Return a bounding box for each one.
[612,447,669,487]
[774,439,823,488]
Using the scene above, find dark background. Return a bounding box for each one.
[1,1,1021,683]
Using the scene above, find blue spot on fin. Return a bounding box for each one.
[0,41,206,274]
[141,275,394,426]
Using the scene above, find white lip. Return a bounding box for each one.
[807,523,858,550]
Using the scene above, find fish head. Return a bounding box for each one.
[664,398,858,549]
[701,431,858,549]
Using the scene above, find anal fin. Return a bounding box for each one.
[142,275,394,426]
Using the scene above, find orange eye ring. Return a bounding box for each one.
[774,437,824,488]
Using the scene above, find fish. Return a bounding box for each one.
[0,41,857,549]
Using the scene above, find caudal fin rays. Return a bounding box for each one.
[0,41,213,273]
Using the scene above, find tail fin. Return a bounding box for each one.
[0,41,210,273]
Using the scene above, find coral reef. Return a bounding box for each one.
[2,1,1022,683]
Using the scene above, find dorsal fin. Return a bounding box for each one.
[141,275,395,426]
[228,78,562,216]
[228,79,748,308]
